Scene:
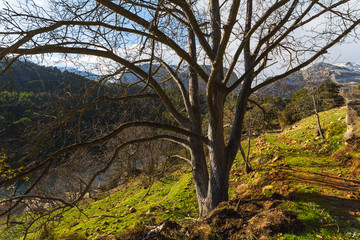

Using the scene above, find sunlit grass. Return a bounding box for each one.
[4,106,358,240]
[6,165,197,240]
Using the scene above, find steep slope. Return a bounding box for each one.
[0,60,93,94]
[3,106,359,240]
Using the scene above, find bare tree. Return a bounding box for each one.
[0,0,359,221]
[301,64,345,139]
[304,66,328,139]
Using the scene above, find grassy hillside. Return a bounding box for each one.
[1,165,198,240]
[2,106,360,239]
[230,106,360,239]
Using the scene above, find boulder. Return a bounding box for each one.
[344,99,360,144]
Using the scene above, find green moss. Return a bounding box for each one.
[4,106,356,240]
[11,165,197,240]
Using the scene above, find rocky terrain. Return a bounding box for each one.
[259,62,360,97]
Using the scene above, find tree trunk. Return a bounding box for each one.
[315,111,325,139]
[312,95,325,139]
[190,142,211,217]
[190,0,231,218]
[187,25,213,217]
[193,141,230,217]
[193,0,253,217]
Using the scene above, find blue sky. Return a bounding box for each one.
[1,0,359,70]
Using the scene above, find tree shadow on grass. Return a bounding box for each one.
[272,166,360,236]
[288,190,360,236]
[279,164,359,194]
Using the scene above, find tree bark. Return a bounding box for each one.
[312,95,325,139]
[188,26,211,217]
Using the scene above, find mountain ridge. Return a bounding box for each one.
[258,61,360,97]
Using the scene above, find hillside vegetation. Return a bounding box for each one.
[0,60,165,168]
[3,106,359,239]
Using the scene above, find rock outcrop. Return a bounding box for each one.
[344,99,360,144]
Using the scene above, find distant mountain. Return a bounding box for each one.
[0,60,240,96]
[118,64,240,92]
[0,60,165,166]
[0,60,94,94]
[257,72,305,97]
[58,67,98,81]
[326,62,360,88]
[258,62,360,97]
[333,62,360,72]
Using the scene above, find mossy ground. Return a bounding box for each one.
[54,170,199,239]
[232,106,360,239]
[1,166,198,240]
[2,106,360,239]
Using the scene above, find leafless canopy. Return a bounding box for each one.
[0,0,359,228]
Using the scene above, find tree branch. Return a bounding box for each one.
[251,17,360,93]
[95,0,209,82]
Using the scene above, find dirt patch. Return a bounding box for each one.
[175,193,303,240]
[245,208,304,239]
[116,226,147,240]
[118,220,182,240]
[205,207,244,239]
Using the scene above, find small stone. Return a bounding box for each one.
[129,207,136,213]
[272,155,283,163]
[262,185,274,193]
[235,184,249,194]
[347,194,356,199]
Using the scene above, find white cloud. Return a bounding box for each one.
[33,0,46,6]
